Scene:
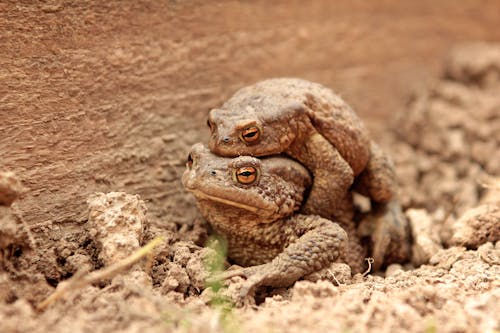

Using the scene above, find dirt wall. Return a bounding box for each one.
[1,1,500,269]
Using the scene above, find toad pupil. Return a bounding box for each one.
[241,126,260,142]
[236,166,257,184]
[243,130,256,138]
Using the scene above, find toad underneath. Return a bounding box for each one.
[207,78,409,268]
[182,143,348,296]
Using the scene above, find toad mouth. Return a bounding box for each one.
[188,188,273,215]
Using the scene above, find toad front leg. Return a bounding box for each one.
[288,133,355,222]
[218,215,348,298]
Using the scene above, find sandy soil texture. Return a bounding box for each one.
[0,44,499,333]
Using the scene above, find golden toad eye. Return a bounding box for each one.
[240,126,260,143]
[235,166,258,184]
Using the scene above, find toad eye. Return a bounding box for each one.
[235,166,258,184]
[240,126,260,143]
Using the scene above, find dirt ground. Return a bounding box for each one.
[1,44,499,333]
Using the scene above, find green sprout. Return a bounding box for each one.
[205,234,240,333]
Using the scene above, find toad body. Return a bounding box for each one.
[182,143,348,295]
[207,78,409,269]
[207,78,397,221]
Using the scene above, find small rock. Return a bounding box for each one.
[385,264,405,277]
[172,241,200,266]
[87,192,147,266]
[121,270,153,288]
[429,247,466,269]
[406,209,442,266]
[0,171,25,206]
[449,205,500,248]
[161,262,190,294]
[65,253,93,274]
[446,43,500,88]
[186,247,213,291]
[477,242,500,265]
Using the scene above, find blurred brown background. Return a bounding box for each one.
[1,1,500,261]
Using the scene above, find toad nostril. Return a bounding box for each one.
[210,171,216,176]
[223,137,230,143]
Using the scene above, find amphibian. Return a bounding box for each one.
[207,78,397,217]
[182,143,348,296]
[207,78,408,269]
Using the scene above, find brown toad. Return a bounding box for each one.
[207,78,408,268]
[182,143,348,296]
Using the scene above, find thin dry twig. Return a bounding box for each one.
[363,258,374,277]
[327,269,342,286]
[37,236,164,311]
